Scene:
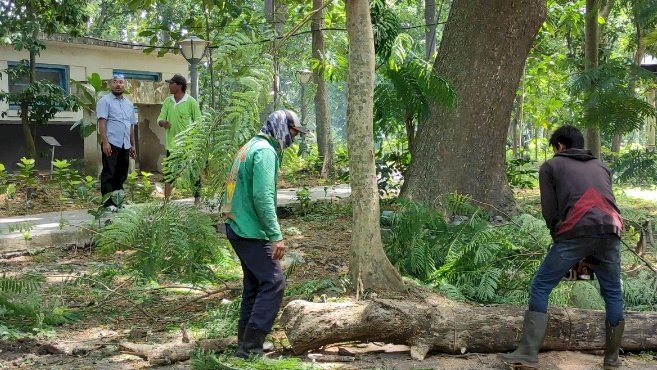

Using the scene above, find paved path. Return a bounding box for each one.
[0,185,351,253]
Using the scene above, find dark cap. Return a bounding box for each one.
[283,109,310,134]
[165,74,187,86]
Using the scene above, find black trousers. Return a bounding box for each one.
[100,144,130,206]
[226,224,285,333]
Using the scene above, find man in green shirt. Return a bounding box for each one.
[221,109,308,358]
[157,74,202,204]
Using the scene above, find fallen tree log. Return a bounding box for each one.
[280,298,657,360]
[118,337,236,365]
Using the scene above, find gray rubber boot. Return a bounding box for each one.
[604,320,624,369]
[497,310,549,368]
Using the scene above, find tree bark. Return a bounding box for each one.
[312,0,334,178]
[585,0,601,158]
[648,90,656,151]
[424,0,436,60]
[281,299,657,360]
[402,0,546,215]
[346,0,404,292]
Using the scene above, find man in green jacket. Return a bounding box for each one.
[221,109,308,358]
[157,74,202,204]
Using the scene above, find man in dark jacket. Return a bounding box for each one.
[499,125,624,369]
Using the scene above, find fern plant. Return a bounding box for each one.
[384,199,552,304]
[164,29,273,198]
[0,273,71,333]
[570,60,656,136]
[95,202,231,284]
[611,149,657,186]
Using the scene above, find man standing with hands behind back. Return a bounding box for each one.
[157,74,202,204]
[97,74,137,208]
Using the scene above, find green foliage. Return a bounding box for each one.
[506,158,538,189]
[191,350,317,370]
[124,171,155,203]
[384,200,552,304]
[195,299,241,339]
[95,202,231,284]
[568,281,605,310]
[70,72,109,139]
[295,187,312,215]
[622,270,657,310]
[285,278,338,301]
[611,149,657,186]
[570,61,656,136]
[0,273,73,335]
[164,30,273,197]
[370,0,401,62]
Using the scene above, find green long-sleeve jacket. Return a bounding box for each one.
[221,134,282,241]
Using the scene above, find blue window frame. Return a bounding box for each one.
[8,62,69,94]
[7,62,69,109]
[113,69,161,82]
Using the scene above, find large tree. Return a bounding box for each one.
[402,0,547,214]
[346,0,404,292]
[312,0,334,178]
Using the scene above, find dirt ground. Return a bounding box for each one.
[1,213,657,370]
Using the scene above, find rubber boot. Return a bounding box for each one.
[604,320,624,369]
[233,323,247,357]
[234,326,267,359]
[497,310,549,368]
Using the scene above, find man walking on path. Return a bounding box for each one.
[498,125,624,369]
[97,74,137,208]
[157,74,203,205]
[221,109,308,358]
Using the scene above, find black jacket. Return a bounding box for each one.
[538,148,623,241]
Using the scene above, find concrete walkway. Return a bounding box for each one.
[0,184,351,253]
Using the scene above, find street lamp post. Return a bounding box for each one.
[296,69,313,127]
[178,36,209,100]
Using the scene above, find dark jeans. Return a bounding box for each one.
[165,150,201,198]
[529,234,624,326]
[100,144,130,206]
[226,224,285,333]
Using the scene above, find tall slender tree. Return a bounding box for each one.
[402,0,546,214]
[585,0,602,158]
[346,0,404,292]
[425,0,436,60]
[312,0,334,178]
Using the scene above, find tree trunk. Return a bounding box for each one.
[405,113,415,157]
[281,299,657,360]
[20,102,36,159]
[22,33,39,159]
[610,134,621,154]
[202,2,216,109]
[265,0,281,108]
[585,0,601,158]
[402,0,546,215]
[648,90,656,151]
[312,0,334,178]
[424,0,436,60]
[346,0,404,292]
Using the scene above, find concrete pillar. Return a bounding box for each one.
[83,110,101,174]
[136,104,166,172]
